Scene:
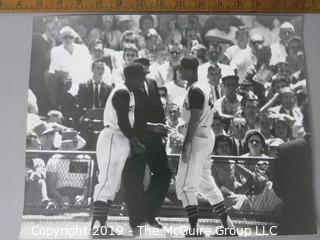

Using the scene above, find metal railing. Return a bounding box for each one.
[24,150,280,222]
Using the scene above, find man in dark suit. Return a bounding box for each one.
[77,59,112,110]
[273,100,317,235]
[122,58,172,234]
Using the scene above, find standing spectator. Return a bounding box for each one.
[48,26,92,96]
[214,71,242,119]
[30,17,61,115]
[221,26,250,64]
[184,27,202,55]
[273,115,292,142]
[257,111,274,140]
[211,114,226,136]
[270,22,295,65]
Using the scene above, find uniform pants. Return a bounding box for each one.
[176,129,224,207]
[93,128,130,203]
[122,133,172,228]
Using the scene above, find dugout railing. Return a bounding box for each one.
[24,150,280,223]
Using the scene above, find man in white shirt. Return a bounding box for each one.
[230,33,264,83]
[221,26,250,64]
[164,65,186,104]
[198,42,235,82]
[270,22,295,65]
[49,26,92,96]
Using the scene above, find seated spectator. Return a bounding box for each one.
[207,64,223,101]
[214,70,242,119]
[270,22,295,65]
[88,15,122,51]
[111,43,139,87]
[137,15,156,50]
[110,30,140,71]
[198,42,235,82]
[46,110,63,124]
[211,135,249,210]
[48,26,92,96]
[183,27,202,55]
[138,28,163,64]
[89,40,112,83]
[221,26,250,64]
[33,122,57,150]
[25,132,53,209]
[77,59,113,110]
[272,114,292,142]
[236,130,282,213]
[266,138,284,158]
[211,113,226,136]
[229,117,248,156]
[269,87,303,128]
[46,129,91,209]
[190,41,207,65]
[166,103,184,130]
[264,74,289,104]
[241,96,260,129]
[257,111,274,140]
[231,33,265,83]
[164,66,186,105]
[285,36,304,74]
[150,43,184,87]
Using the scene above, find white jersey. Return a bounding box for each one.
[181,80,215,129]
[103,84,135,134]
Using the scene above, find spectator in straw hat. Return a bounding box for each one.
[46,129,90,209]
[32,122,57,150]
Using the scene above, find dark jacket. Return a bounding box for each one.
[273,135,317,235]
[77,80,112,109]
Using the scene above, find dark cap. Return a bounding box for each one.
[179,57,199,72]
[123,63,149,79]
[133,58,150,67]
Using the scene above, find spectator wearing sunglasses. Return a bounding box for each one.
[149,43,183,87]
[48,26,92,97]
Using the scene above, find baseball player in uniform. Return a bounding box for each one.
[91,63,148,235]
[175,57,237,237]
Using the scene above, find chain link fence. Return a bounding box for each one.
[24,150,281,222]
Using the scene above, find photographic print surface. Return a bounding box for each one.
[21,14,316,239]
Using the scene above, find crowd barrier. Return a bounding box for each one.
[24,150,280,223]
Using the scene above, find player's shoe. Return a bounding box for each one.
[184,228,206,238]
[147,218,163,229]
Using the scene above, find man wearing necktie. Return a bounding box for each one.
[77,60,112,110]
[122,58,172,235]
[207,64,222,101]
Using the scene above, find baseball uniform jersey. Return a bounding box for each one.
[176,80,224,207]
[93,84,135,203]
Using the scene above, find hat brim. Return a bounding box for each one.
[54,133,86,150]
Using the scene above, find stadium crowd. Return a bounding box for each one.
[25,15,307,213]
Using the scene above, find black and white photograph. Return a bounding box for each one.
[21,13,316,238]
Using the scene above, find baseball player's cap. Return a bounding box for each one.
[179,57,199,72]
[123,63,149,79]
[221,68,239,83]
